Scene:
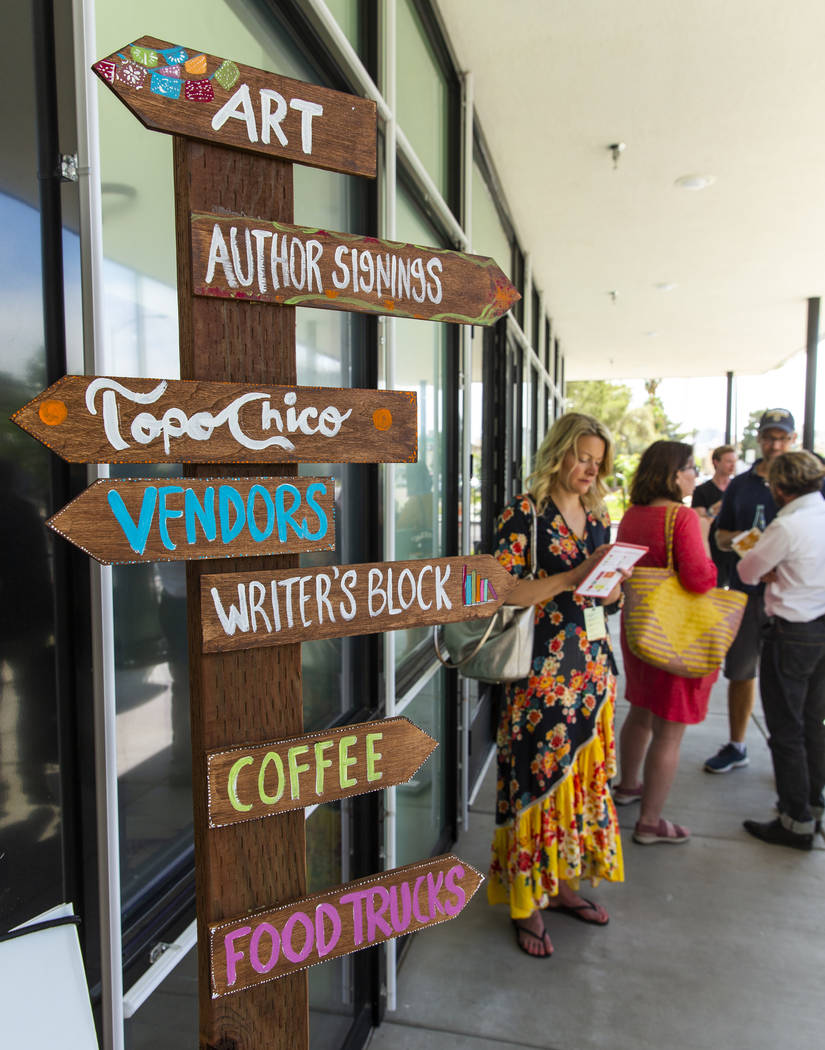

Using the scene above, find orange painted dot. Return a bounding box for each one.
[373,408,393,431]
[39,399,68,426]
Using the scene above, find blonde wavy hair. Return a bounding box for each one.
[527,412,614,516]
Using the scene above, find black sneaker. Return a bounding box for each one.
[742,818,813,851]
[703,743,749,774]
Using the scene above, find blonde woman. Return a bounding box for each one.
[488,413,626,958]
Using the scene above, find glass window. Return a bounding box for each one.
[323,0,363,57]
[471,161,511,279]
[397,0,451,201]
[531,288,540,351]
[395,674,447,865]
[393,185,450,667]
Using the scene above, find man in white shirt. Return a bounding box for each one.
[737,451,825,850]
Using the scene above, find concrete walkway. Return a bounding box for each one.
[369,641,825,1049]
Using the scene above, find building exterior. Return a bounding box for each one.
[2,2,563,1047]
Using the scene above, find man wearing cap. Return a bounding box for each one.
[737,451,825,849]
[703,409,797,774]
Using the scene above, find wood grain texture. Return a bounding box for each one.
[191,211,520,325]
[209,854,483,996]
[200,554,517,653]
[207,717,438,827]
[11,376,417,464]
[45,476,336,565]
[174,137,307,1049]
[93,36,376,177]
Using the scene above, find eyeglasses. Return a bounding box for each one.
[678,464,699,474]
[759,433,792,446]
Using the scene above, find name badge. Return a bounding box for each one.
[584,605,607,641]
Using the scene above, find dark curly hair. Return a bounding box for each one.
[629,440,694,506]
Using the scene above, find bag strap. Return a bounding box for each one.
[524,494,538,579]
[664,503,680,570]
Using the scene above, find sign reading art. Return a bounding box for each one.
[92,36,376,177]
[209,854,482,996]
[200,554,516,653]
[46,476,335,565]
[12,376,417,464]
[207,717,437,827]
[191,212,521,325]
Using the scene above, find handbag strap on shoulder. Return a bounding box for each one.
[524,494,538,578]
[664,503,680,570]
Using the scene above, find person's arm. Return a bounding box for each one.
[713,480,739,550]
[673,507,717,593]
[505,544,612,607]
[737,521,789,586]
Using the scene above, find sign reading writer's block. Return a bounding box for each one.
[191,212,521,325]
[93,36,376,177]
[12,376,417,464]
[207,717,437,827]
[47,476,335,564]
[201,554,516,652]
[209,854,482,996]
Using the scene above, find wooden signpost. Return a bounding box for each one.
[7,35,518,1050]
[207,718,437,827]
[201,554,516,653]
[92,36,377,177]
[209,855,482,996]
[191,211,520,325]
[12,376,417,464]
[46,476,336,564]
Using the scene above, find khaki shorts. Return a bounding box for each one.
[724,592,769,681]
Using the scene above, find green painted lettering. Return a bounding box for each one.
[314,739,334,795]
[366,732,383,783]
[228,756,254,812]
[338,734,358,789]
[288,744,311,800]
[258,751,285,805]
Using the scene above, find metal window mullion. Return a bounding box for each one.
[72,2,124,1048]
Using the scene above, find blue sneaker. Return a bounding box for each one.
[704,743,749,774]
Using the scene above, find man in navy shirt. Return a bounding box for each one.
[703,409,796,774]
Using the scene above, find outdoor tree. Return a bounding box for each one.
[741,409,767,456]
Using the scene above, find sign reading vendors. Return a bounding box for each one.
[92,36,376,177]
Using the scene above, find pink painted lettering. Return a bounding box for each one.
[426,871,445,918]
[412,875,429,924]
[389,881,412,933]
[281,911,314,963]
[365,886,392,941]
[443,864,467,917]
[315,902,342,958]
[223,925,252,986]
[249,922,280,974]
[338,887,371,945]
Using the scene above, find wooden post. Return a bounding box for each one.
[173,136,307,1050]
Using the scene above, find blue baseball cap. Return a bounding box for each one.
[758,408,795,434]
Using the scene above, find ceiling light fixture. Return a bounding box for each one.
[608,142,626,170]
[655,282,677,292]
[674,173,715,191]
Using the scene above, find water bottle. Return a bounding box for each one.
[752,504,766,531]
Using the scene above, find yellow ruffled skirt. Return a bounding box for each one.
[488,690,624,919]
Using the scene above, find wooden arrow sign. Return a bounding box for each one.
[207,717,437,828]
[46,476,336,565]
[209,854,482,996]
[200,554,516,653]
[11,376,417,465]
[92,36,376,177]
[191,212,521,325]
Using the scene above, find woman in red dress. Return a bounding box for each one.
[612,441,717,844]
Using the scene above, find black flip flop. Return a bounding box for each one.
[511,918,554,957]
[547,897,609,926]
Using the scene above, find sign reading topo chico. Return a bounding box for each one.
[209,854,482,996]
[191,212,521,325]
[92,36,376,177]
[201,554,516,653]
[12,376,417,464]
[207,717,437,827]
[46,476,336,565]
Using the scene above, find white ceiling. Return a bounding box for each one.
[436,0,825,380]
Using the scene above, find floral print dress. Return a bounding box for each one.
[488,495,624,918]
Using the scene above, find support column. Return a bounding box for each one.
[803,297,820,451]
[724,371,734,445]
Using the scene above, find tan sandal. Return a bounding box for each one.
[633,818,690,845]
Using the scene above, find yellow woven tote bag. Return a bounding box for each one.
[623,504,747,677]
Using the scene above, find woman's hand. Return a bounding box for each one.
[602,565,633,606]
[566,543,612,589]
